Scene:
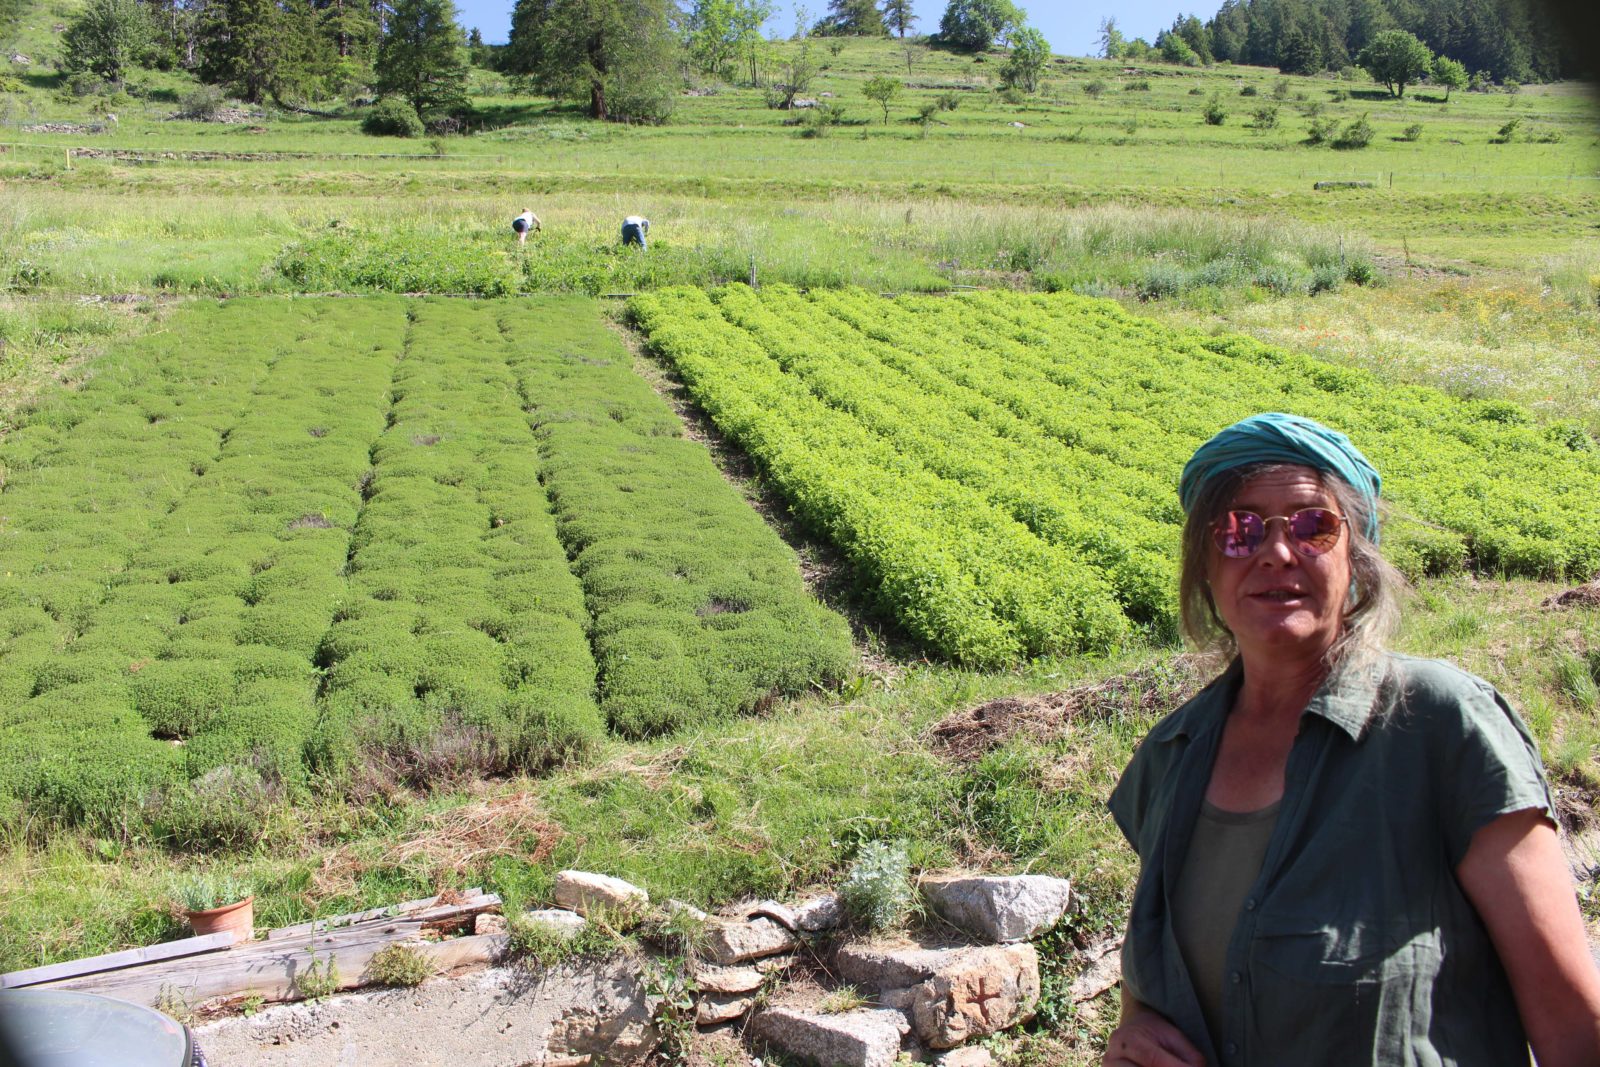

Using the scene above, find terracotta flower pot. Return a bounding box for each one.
[186,896,255,944]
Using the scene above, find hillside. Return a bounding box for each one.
[3,20,1600,1067]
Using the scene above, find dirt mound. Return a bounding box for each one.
[1545,579,1600,610]
[928,657,1208,763]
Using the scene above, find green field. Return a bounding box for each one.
[0,296,849,844]
[3,26,1600,1063]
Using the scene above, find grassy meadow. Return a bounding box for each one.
[2,24,1600,1064]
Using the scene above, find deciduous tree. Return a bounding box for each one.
[1000,26,1047,93]
[1097,17,1125,59]
[1431,53,1466,99]
[862,72,899,121]
[376,0,470,119]
[62,0,151,84]
[1357,28,1433,97]
[934,0,1020,52]
[505,0,680,123]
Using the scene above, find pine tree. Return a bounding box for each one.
[375,0,470,119]
[814,0,887,37]
[883,0,915,37]
[198,0,286,102]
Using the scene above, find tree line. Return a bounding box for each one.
[38,0,1052,127]
[1111,0,1589,83]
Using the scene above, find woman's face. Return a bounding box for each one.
[1206,467,1352,667]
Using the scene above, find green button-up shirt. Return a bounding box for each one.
[1110,652,1554,1067]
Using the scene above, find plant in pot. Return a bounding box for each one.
[175,873,255,943]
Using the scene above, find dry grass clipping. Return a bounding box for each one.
[310,792,561,901]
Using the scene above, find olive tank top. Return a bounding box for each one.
[1170,798,1281,1050]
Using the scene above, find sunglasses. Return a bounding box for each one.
[1212,508,1348,559]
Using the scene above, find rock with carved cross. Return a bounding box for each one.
[908,943,1040,1049]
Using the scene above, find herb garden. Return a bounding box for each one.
[630,285,1600,667]
[0,297,851,840]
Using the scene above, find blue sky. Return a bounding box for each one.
[456,1,1203,59]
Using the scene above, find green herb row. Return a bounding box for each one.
[630,285,1600,664]
[496,300,853,737]
[0,297,852,841]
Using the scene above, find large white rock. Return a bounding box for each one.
[919,874,1071,943]
[703,917,798,966]
[792,893,844,932]
[752,1007,908,1067]
[553,871,648,915]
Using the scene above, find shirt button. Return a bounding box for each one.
[1225,1042,1239,1056]
[1230,971,1242,984]
[1244,898,1257,911]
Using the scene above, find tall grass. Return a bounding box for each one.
[4,188,1380,299]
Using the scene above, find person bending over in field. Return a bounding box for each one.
[512,209,541,245]
[621,215,650,251]
[1105,411,1600,1067]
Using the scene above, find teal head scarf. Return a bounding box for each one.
[1179,413,1382,543]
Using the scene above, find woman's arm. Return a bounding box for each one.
[1457,808,1600,1067]
[1103,985,1207,1067]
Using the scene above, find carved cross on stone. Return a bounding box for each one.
[968,976,1004,1024]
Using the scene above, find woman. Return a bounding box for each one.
[1106,413,1600,1067]
[511,208,541,246]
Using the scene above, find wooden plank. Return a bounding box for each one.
[265,889,492,940]
[40,921,429,1007]
[1,933,236,989]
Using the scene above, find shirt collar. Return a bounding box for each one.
[1147,654,1386,743]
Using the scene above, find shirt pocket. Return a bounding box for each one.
[1248,914,1439,1061]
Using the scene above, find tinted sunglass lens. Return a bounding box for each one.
[1289,508,1343,554]
[1216,511,1264,557]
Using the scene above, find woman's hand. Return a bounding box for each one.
[1103,989,1207,1067]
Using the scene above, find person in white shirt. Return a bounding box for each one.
[511,209,541,245]
[621,215,650,250]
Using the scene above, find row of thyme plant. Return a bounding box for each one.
[629,285,1600,664]
[496,299,853,737]
[0,297,853,843]
[309,299,606,790]
[0,300,405,836]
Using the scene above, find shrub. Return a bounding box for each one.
[363,97,424,137]
[799,101,846,137]
[1239,84,1258,96]
[1123,79,1150,91]
[366,943,435,987]
[174,85,226,121]
[1492,117,1520,144]
[1309,262,1343,293]
[1187,86,1204,95]
[1332,113,1373,149]
[1082,79,1106,99]
[152,765,275,850]
[997,85,1026,106]
[1305,116,1337,144]
[1250,105,1278,130]
[1138,261,1189,300]
[1344,256,1379,285]
[840,840,914,931]
[1272,78,1291,99]
[1202,93,1227,125]
[1401,122,1423,141]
